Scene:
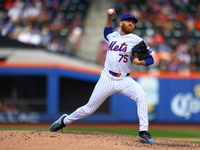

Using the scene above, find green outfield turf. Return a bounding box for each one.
[68,128,200,138]
[0,125,200,144]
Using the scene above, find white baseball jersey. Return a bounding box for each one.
[63,31,150,132]
[105,31,152,74]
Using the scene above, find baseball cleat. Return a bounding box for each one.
[50,114,68,132]
[138,131,156,144]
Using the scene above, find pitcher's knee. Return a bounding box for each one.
[82,106,96,116]
[141,92,147,99]
[135,91,147,102]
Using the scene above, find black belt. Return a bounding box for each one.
[109,70,130,77]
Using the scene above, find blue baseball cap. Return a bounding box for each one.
[120,13,138,23]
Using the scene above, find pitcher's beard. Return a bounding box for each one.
[121,25,134,34]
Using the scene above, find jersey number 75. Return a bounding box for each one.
[118,54,129,63]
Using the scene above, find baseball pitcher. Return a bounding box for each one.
[50,9,156,144]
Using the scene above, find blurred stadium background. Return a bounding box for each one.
[0,0,200,124]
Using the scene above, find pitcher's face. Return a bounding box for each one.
[120,18,136,34]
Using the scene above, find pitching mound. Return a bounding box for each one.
[0,131,199,150]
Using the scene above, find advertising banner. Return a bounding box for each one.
[157,79,200,123]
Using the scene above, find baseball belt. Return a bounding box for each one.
[109,70,130,77]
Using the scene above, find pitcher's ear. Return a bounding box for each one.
[119,21,123,27]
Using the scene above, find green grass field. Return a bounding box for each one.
[1,125,200,143]
[67,128,200,143]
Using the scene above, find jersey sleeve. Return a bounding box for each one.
[104,27,113,41]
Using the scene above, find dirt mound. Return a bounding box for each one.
[0,131,199,150]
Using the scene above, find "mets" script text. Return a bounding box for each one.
[108,41,128,52]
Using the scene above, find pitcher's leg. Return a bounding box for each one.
[136,91,148,131]
[63,74,115,125]
[118,77,148,131]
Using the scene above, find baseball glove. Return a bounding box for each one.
[131,41,150,61]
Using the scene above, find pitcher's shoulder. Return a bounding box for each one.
[130,33,143,40]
